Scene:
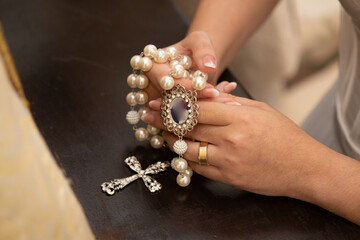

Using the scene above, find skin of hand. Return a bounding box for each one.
[143,95,360,225]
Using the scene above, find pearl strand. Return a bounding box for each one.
[126,45,163,148]
[126,44,208,187]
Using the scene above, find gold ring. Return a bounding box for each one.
[198,142,209,165]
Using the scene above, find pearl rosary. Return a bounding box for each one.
[125,44,208,188]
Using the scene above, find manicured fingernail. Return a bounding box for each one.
[225,101,241,106]
[224,82,237,93]
[203,88,219,97]
[149,99,161,110]
[203,55,217,69]
[141,113,155,123]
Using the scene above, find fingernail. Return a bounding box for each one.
[224,82,237,93]
[225,101,241,106]
[203,55,217,69]
[203,88,219,97]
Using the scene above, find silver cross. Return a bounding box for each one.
[101,156,170,194]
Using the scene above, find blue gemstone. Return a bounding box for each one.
[170,98,189,124]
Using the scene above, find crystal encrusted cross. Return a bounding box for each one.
[101,156,170,194]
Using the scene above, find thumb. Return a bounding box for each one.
[182,31,217,74]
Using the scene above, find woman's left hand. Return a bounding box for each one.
[143,95,328,198]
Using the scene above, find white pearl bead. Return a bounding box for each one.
[126,110,140,125]
[135,74,149,89]
[180,55,192,69]
[171,64,185,78]
[135,90,148,105]
[160,76,174,90]
[166,47,179,60]
[193,70,208,81]
[176,173,191,187]
[144,44,157,58]
[139,57,153,72]
[154,49,168,63]
[182,70,190,79]
[127,74,137,88]
[183,167,193,177]
[172,157,188,172]
[192,76,206,90]
[138,106,150,119]
[126,92,137,106]
[173,139,188,155]
[147,124,160,135]
[130,55,142,69]
[135,128,149,141]
[169,60,180,69]
[150,135,164,149]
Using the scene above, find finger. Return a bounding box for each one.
[142,110,166,130]
[149,96,239,111]
[215,81,229,92]
[224,82,237,93]
[145,82,161,102]
[231,96,267,109]
[184,124,225,143]
[201,93,266,109]
[149,98,161,111]
[162,131,221,166]
[145,101,238,126]
[188,162,223,183]
[144,109,227,145]
[181,31,217,73]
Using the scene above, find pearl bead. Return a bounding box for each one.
[180,55,192,69]
[183,167,193,177]
[160,76,174,90]
[126,110,140,125]
[135,74,149,89]
[192,76,206,90]
[138,106,150,119]
[193,70,208,81]
[182,70,190,79]
[172,157,188,173]
[154,49,168,63]
[127,74,137,88]
[139,57,153,72]
[126,92,137,106]
[150,135,164,149]
[171,64,185,78]
[147,124,160,135]
[169,60,180,69]
[135,128,149,141]
[176,173,191,187]
[135,90,148,105]
[166,47,179,60]
[173,139,187,155]
[130,55,142,69]
[144,44,157,58]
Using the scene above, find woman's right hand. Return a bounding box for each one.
[142,31,233,102]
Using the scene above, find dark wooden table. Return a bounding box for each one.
[1,0,360,239]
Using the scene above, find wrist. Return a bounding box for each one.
[288,139,360,224]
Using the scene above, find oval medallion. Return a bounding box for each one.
[161,84,199,137]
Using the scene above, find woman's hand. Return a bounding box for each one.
[142,96,327,198]
[141,31,228,102]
